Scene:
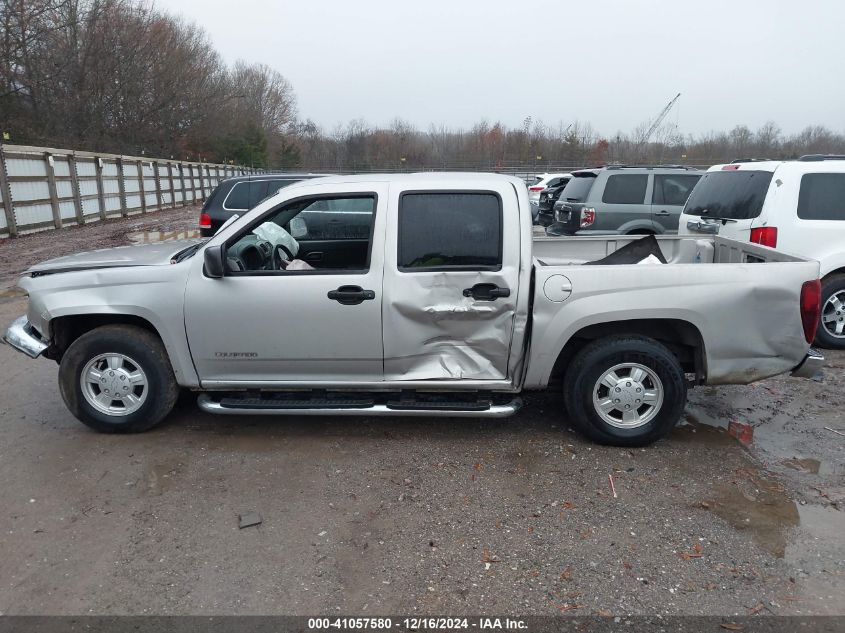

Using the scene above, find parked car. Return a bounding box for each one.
[199,173,325,236]
[527,173,571,223]
[679,155,845,349]
[547,166,703,236]
[4,174,822,447]
[536,177,572,226]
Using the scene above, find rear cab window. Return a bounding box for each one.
[602,174,648,204]
[398,193,502,271]
[683,170,774,220]
[797,173,845,220]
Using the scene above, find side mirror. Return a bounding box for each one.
[203,244,225,278]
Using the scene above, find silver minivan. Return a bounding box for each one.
[547,166,703,235]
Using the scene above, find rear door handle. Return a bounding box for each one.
[655,210,671,216]
[304,251,324,262]
[327,285,375,305]
[463,283,511,301]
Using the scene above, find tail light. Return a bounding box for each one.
[750,226,777,248]
[529,186,545,192]
[580,207,596,228]
[199,213,212,229]
[800,279,821,343]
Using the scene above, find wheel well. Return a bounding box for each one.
[823,267,845,281]
[626,229,655,235]
[550,319,705,384]
[46,314,160,361]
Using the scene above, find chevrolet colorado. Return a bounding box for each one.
[3,174,824,446]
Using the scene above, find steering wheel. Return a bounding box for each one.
[272,243,295,270]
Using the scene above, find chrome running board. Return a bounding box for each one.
[197,393,522,418]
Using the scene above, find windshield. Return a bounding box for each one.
[683,170,773,220]
[560,173,596,202]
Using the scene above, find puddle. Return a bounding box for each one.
[785,504,845,613]
[672,418,735,447]
[706,476,800,558]
[680,410,807,557]
[787,503,845,565]
[0,287,27,298]
[127,229,199,244]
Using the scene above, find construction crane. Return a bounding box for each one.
[639,92,681,146]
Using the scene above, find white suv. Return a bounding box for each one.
[679,155,845,349]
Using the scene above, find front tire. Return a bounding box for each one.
[563,336,687,446]
[59,325,179,433]
[816,274,845,350]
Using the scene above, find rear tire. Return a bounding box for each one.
[59,325,179,433]
[816,274,845,350]
[563,336,687,446]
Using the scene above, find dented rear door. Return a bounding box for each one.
[382,182,522,381]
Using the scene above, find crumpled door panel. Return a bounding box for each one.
[383,270,518,381]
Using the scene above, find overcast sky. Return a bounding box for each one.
[156,0,844,137]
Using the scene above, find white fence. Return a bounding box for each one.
[0,144,257,237]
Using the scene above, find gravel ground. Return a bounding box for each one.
[0,210,842,616]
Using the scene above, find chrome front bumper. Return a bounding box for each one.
[2,316,48,359]
[791,348,824,378]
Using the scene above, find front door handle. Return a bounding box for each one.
[327,285,375,305]
[655,210,671,217]
[463,283,511,301]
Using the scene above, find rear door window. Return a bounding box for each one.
[683,170,773,219]
[398,193,502,270]
[602,174,648,204]
[797,173,845,220]
[653,175,701,205]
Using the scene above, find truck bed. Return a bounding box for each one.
[523,234,819,388]
[532,234,807,266]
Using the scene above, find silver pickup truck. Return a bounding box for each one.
[3,174,824,446]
